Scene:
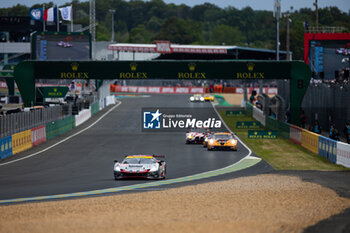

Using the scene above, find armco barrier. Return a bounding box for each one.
[0,136,13,159]
[318,136,337,164]
[106,95,116,106]
[46,116,75,140]
[75,109,91,127]
[12,130,32,155]
[246,102,253,117]
[252,107,266,126]
[91,102,99,116]
[336,142,350,168]
[265,116,290,139]
[301,129,319,154]
[31,125,46,146]
[290,125,302,145]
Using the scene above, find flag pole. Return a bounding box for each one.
[43,4,46,32]
[71,5,73,32]
[57,5,59,32]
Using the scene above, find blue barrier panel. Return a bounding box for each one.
[318,136,337,164]
[0,136,13,159]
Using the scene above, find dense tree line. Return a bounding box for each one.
[1,0,350,60]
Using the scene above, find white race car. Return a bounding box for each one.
[56,41,72,48]
[190,94,204,102]
[114,155,166,180]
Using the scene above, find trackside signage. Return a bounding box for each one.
[236,121,261,129]
[248,130,278,139]
[142,108,226,132]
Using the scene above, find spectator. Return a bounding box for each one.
[329,123,335,139]
[330,124,340,141]
[249,90,257,105]
[255,96,263,110]
[344,122,350,144]
[300,110,306,128]
[312,120,322,134]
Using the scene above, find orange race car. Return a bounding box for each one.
[207,132,237,151]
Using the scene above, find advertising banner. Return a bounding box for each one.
[248,130,278,139]
[12,130,32,155]
[236,121,261,129]
[318,136,337,163]
[0,136,13,159]
[290,125,302,145]
[226,110,246,116]
[301,129,319,154]
[336,142,350,168]
[31,125,47,146]
[113,86,205,94]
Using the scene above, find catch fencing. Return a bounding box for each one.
[0,106,66,139]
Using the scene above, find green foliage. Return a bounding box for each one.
[1,1,350,60]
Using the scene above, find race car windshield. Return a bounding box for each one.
[190,128,207,133]
[123,158,156,164]
[214,134,232,140]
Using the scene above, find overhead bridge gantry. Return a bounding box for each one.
[14,60,311,125]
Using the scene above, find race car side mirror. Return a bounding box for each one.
[114,160,118,163]
[159,160,164,164]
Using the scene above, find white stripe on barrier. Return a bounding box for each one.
[337,141,350,168]
[290,125,302,144]
[252,107,266,126]
[75,108,92,127]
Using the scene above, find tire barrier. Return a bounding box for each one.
[0,136,12,159]
[12,130,32,155]
[31,125,46,146]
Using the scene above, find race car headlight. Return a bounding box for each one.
[190,97,194,101]
[231,139,237,145]
[200,97,204,101]
[209,139,214,144]
[114,165,121,171]
[149,165,158,172]
[205,137,208,142]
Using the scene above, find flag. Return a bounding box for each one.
[44,6,58,22]
[59,5,72,21]
[29,8,43,21]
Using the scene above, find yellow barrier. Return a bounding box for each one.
[12,130,32,155]
[301,129,319,154]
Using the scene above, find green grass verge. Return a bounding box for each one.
[219,110,349,171]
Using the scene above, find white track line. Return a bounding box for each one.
[0,101,122,167]
[211,102,256,159]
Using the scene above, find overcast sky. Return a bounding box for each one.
[1,0,349,13]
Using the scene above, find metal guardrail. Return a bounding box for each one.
[0,105,68,139]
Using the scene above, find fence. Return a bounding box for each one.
[246,102,350,168]
[0,106,65,139]
[302,83,350,139]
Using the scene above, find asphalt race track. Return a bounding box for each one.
[0,95,258,201]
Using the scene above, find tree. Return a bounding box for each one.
[157,17,204,44]
[210,24,245,45]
